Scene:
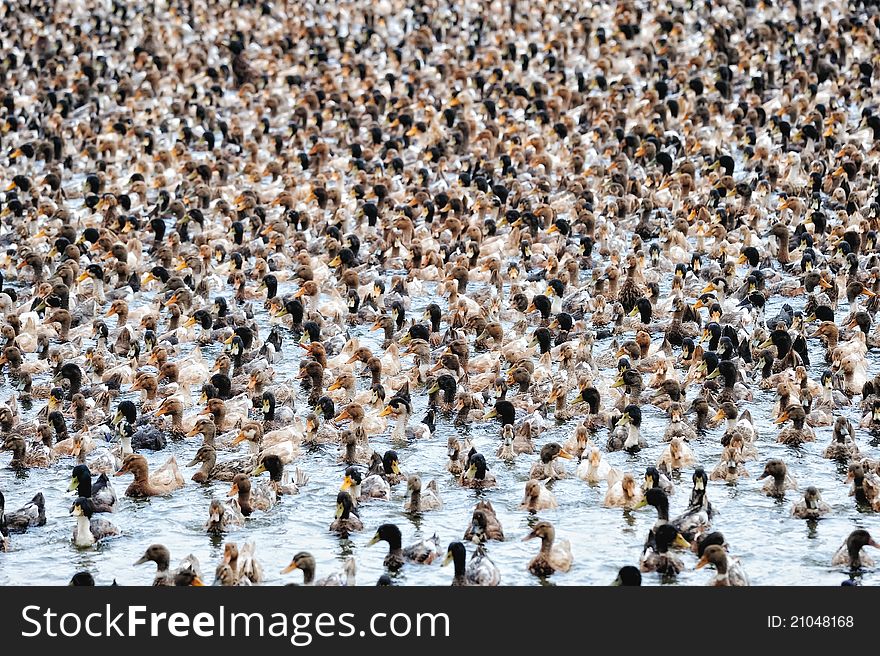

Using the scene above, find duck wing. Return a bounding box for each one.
[91,473,118,511]
[6,492,46,532]
[89,517,120,540]
[150,456,185,491]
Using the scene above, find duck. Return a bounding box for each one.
[528,442,573,480]
[832,530,879,569]
[758,459,798,498]
[709,447,750,482]
[662,402,697,442]
[463,501,505,543]
[713,401,757,447]
[330,491,363,538]
[846,463,880,509]
[669,470,714,542]
[577,447,619,485]
[227,473,276,516]
[696,544,750,586]
[134,544,203,586]
[823,416,860,461]
[460,452,496,489]
[640,523,690,576]
[0,491,46,532]
[643,465,675,496]
[604,472,644,509]
[774,404,815,445]
[791,486,832,519]
[379,397,433,442]
[447,436,469,475]
[186,444,253,483]
[657,437,696,471]
[523,521,573,577]
[404,475,443,512]
[607,404,647,452]
[251,454,308,495]
[114,454,185,497]
[68,464,117,513]
[340,464,389,503]
[69,498,120,548]
[442,541,501,586]
[204,498,246,533]
[520,478,558,511]
[366,524,440,571]
[281,552,357,586]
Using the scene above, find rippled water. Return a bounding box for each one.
[2,260,879,587]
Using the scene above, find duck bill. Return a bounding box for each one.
[251,463,266,476]
[557,449,573,460]
[230,433,247,446]
[711,409,725,422]
[484,408,498,419]
[634,498,647,510]
[674,534,691,549]
[611,377,625,389]
[67,477,79,492]
[705,368,720,380]
[185,426,201,437]
[334,409,352,422]
[366,533,381,547]
[328,380,342,391]
[441,551,454,566]
[227,484,239,498]
[340,476,353,491]
[695,554,709,570]
[378,406,393,418]
[774,413,789,425]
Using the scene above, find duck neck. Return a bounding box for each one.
[452,549,466,580]
[238,490,253,516]
[392,413,408,441]
[75,515,94,546]
[77,477,91,498]
[170,408,184,432]
[409,489,421,511]
[555,395,567,413]
[625,424,640,449]
[200,454,215,479]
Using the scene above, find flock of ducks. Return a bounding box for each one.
[2,0,880,586]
